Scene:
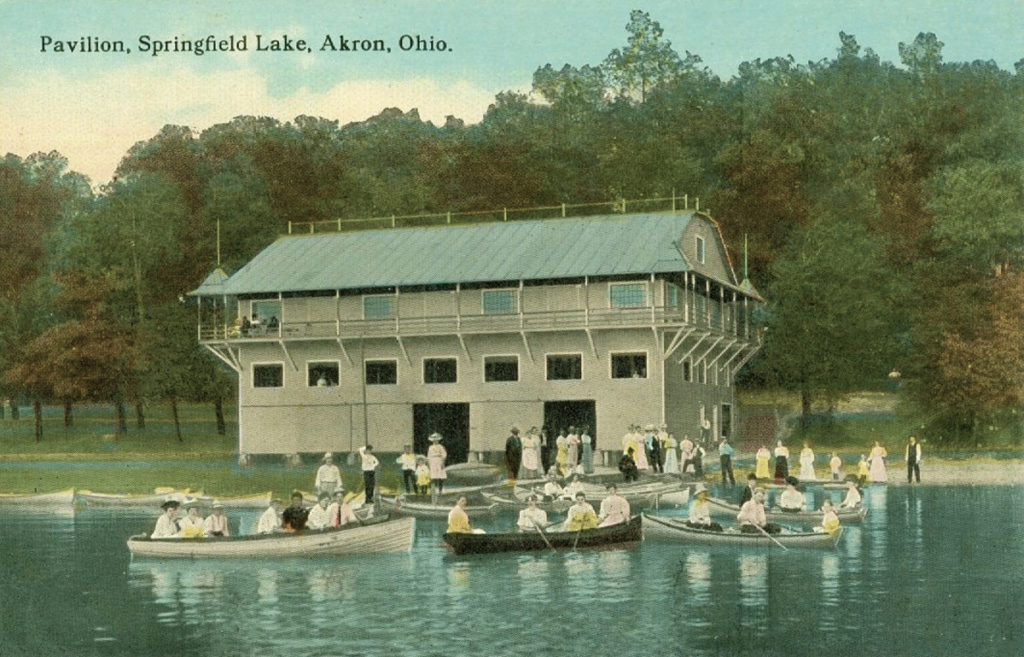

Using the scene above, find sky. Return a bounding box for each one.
[1,0,1021,186]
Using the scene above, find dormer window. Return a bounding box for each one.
[696,236,706,265]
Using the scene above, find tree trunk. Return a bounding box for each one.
[214,397,226,435]
[135,399,145,430]
[800,388,812,426]
[115,401,127,437]
[63,400,73,427]
[0,398,5,419]
[33,399,42,442]
[10,398,19,420]
[171,395,182,442]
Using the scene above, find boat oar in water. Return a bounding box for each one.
[753,523,787,550]
[572,527,583,552]
[534,524,556,552]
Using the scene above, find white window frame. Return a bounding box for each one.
[306,360,341,387]
[608,281,648,309]
[610,350,649,380]
[545,352,584,381]
[422,356,459,385]
[481,288,518,315]
[362,294,396,319]
[666,282,680,308]
[483,354,520,383]
[364,358,399,385]
[251,361,285,388]
[696,236,706,265]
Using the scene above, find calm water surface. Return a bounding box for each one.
[1,485,1021,657]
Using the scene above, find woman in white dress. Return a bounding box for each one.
[799,443,816,480]
[427,433,448,493]
[662,433,678,474]
[520,428,541,479]
[868,441,888,483]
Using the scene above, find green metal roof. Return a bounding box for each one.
[190,267,230,296]
[212,212,706,296]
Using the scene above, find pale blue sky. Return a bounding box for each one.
[1,0,1021,185]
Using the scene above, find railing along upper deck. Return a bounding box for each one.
[286,194,706,235]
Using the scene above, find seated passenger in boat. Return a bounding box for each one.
[447,497,475,534]
[686,483,723,531]
[179,502,206,538]
[737,488,780,534]
[202,502,230,537]
[327,491,357,528]
[618,448,640,483]
[151,499,182,539]
[516,495,549,531]
[282,491,309,532]
[815,499,841,536]
[561,475,585,500]
[307,493,331,530]
[565,492,598,531]
[598,484,631,528]
[777,477,805,512]
[840,480,862,509]
[541,472,564,501]
[257,498,283,534]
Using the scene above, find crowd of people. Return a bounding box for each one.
[615,423,710,481]
[150,499,232,539]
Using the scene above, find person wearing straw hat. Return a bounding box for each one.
[427,433,448,494]
[203,501,230,537]
[687,483,722,531]
[840,480,863,509]
[151,499,182,539]
[598,484,630,528]
[516,495,549,532]
[816,499,841,536]
[257,498,284,534]
[179,501,205,539]
[396,445,417,494]
[315,453,343,497]
[357,445,380,504]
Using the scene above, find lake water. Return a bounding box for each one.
[0,485,1021,657]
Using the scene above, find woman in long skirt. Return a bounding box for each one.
[520,428,541,479]
[663,434,678,474]
[755,445,771,479]
[773,440,789,483]
[799,443,816,480]
[566,428,580,472]
[581,426,594,474]
[427,433,448,494]
[868,441,888,483]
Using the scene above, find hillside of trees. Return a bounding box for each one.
[1,12,1021,444]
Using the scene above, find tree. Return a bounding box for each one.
[603,10,683,103]
[763,216,900,421]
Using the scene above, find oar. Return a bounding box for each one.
[572,527,583,552]
[534,523,556,552]
[753,523,787,550]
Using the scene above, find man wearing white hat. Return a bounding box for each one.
[315,453,343,497]
[687,483,722,531]
[203,501,230,537]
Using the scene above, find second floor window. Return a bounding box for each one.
[365,360,397,385]
[363,295,395,319]
[482,289,517,314]
[546,354,582,380]
[424,358,457,384]
[609,283,646,308]
[253,364,284,388]
[611,353,647,379]
[696,236,706,264]
[484,355,519,382]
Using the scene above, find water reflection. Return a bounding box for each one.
[685,551,712,602]
[737,553,768,609]
[905,491,923,555]
[596,550,632,603]
[515,555,550,600]
[818,553,840,633]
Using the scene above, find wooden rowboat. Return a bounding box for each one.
[444,461,503,484]
[705,497,867,523]
[127,514,415,558]
[443,515,643,555]
[480,490,572,513]
[0,489,76,507]
[378,495,500,519]
[642,513,843,548]
[76,491,272,509]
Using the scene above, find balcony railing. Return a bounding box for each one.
[199,306,754,342]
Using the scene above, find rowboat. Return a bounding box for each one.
[480,489,572,513]
[642,513,843,548]
[378,495,500,519]
[76,491,272,509]
[126,514,415,558]
[0,488,76,507]
[706,497,867,523]
[444,461,503,484]
[443,515,643,555]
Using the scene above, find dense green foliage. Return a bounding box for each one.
[1,12,1021,444]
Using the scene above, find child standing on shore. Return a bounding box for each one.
[415,457,431,496]
[830,452,843,481]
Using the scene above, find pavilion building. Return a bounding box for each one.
[193,209,763,463]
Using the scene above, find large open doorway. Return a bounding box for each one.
[543,400,597,449]
[413,403,470,464]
